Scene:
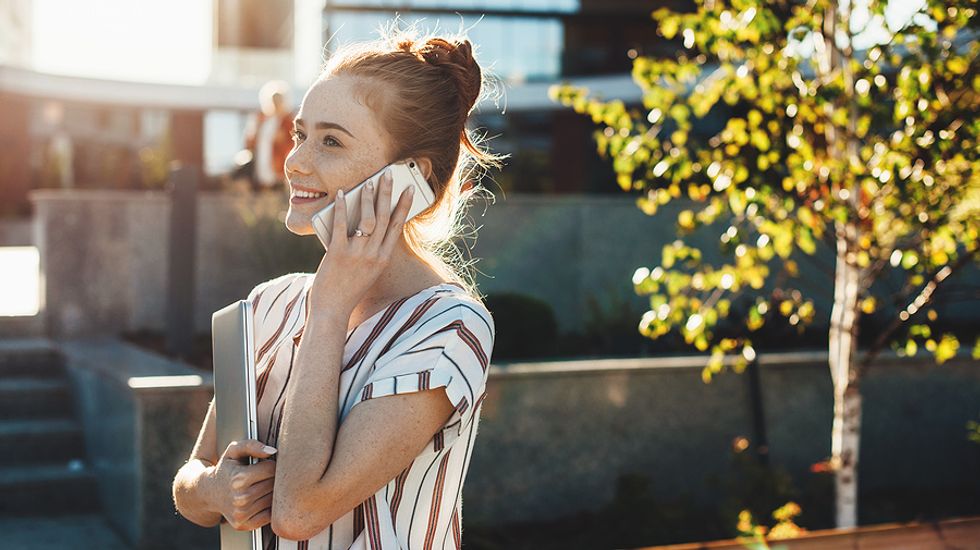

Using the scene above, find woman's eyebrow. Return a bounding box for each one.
[294,118,356,139]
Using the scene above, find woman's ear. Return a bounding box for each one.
[416,157,434,182]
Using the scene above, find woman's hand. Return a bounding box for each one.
[309,168,415,315]
[208,439,279,531]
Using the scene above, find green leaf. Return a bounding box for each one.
[905,338,918,357]
[678,210,695,229]
[935,334,960,365]
[901,251,919,270]
[662,244,676,269]
[658,14,680,39]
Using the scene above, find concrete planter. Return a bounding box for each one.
[640,515,980,549]
[46,337,980,547]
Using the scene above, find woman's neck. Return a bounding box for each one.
[348,240,447,328]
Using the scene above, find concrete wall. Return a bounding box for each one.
[31,189,690,338]
[0,217,32,245]
[61,338,216,549]
[29,189,979,340]
[467,350,980,526]
[58,339,980,542]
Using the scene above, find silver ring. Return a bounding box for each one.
[354,228,371,237]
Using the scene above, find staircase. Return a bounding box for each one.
[0,339,101,516]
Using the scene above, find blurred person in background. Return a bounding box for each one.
[239,79,294,192]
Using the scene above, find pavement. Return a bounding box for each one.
[0,514,130,549]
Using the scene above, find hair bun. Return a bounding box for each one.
[413,38,482,121]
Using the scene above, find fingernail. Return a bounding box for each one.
[263,445,278,454]
[367,181,374,190]
[408,186,415,195]
[338,189,344,198]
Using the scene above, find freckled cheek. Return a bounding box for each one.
[311,157,361,191]
[347,148,388,182]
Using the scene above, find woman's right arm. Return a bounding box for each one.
[172,398,223,527]
[172,397,280,530]
[174,278,284,528]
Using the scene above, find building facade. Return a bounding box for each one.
[0,1,679,216]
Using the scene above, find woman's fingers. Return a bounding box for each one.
[332,188,348,246]
[381,185,414,255]
[229,477,274,530]
[243,488,273,520]
[221,439,277,463]
[235,504,272,531]
[373,170,393,244]
[246,476,275,497]
[373,170,391,222]
[360,176,376,235]
[233,475,271,503]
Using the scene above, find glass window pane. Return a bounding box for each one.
[324,12,563,81]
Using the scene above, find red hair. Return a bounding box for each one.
[319,22,507,300]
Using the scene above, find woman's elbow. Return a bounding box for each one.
[270,521,301,541]
[271,510,316,541]
[271,496,309,541]
[271,497,339,541]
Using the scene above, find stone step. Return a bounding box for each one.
[0,462,101,516]
[0,377,74,418]
[0,338,66,378]
[0,418,85,467]
[0,514,130,550]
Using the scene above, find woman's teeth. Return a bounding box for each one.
[293,190,327,199]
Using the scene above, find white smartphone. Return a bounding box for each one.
[310,158,436,249]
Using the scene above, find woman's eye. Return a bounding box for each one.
[290,129,305,142]
[323,136,341,147]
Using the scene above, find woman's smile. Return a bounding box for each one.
[289,191,329,205]
[289,183,330,204]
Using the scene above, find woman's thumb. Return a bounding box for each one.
[255,440,278,456]
[223,439,277,461]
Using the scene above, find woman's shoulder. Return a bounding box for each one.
[426,286,495,341]
[246,272,313,314]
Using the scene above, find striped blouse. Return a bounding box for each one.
[245,272,495,550]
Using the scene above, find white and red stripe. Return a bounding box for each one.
[245,273,494,550]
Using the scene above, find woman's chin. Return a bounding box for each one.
[283,212,316,236]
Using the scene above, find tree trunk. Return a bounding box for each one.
[828,232,864,528]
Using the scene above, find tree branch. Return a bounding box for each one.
[858,248,978,374]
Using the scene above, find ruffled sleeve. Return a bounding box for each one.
[348,300,495,451]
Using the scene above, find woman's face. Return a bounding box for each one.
[283,75,392,235]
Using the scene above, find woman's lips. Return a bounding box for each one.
[290,193,328,205]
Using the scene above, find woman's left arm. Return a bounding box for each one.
[271,167,455,540]
[270,308,455,541]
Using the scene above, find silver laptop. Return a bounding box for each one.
[212,300,263,550]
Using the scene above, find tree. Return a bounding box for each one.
[551,0,978,529]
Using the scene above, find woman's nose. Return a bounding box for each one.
[284,148,311,177]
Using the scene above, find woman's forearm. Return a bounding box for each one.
[173,458,223,528]
[272,310,349,523]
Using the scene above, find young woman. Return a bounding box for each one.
[173,25,504,549]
